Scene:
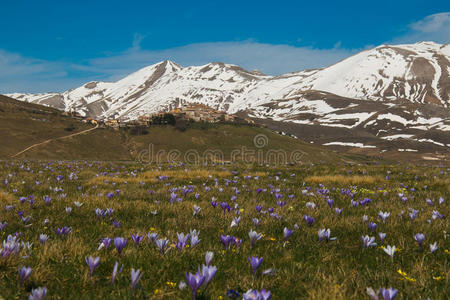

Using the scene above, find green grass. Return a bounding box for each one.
[0,161,448,299]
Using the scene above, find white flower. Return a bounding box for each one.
[429,242,438,253]
[383,245,396,257]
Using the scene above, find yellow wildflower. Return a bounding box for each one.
[397,269,407,277]
[154,289,162,295]
[166,281,177,288]
[433,276,443,281]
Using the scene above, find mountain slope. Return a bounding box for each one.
[1,94,361,163]
[5,42,450,158]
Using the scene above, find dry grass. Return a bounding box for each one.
[305,175,383,185]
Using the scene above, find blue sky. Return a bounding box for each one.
[1,0,449,92]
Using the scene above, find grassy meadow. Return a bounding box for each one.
[0,161,448,299]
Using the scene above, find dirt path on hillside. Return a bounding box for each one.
[11,125,98,158]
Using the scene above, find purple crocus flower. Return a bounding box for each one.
[256,205,263,212]
[431,210,444,220]
[368,222,378,232]
[28,286,47,300]
[43,196,51,205]
[429,242,438,253]
[155,238,170,254]
[414,233,425,247]
[205,251,214,266]
[131,234,145,246]
[39,234,49,244]
[220,235,233,250]
[249,230,262,248]
[230,216,241,228]
[112,220,122,228]
[193,205,201,216]
[361,235,377,248]
[113,237,127,255]
[200,264,217,287]
[326,198,334,208]
[147,232,159,243]
[227,289,240,299]
[21,215,31,224]
[98,237,113,250]
[220,202,229,213]
[409,209,419,220]
[378,211,390,223]
[0,221,7,232]
[95,208,105,218]
[335,207,343,215]
[111,261,124,285]
[276,201,286,207]
[85,256,100,277]
[190,230,201,247]
[379,287,398,300]
[243,289,272,300]
[303,215,315,226]
[130,268,142,290]
[19,266,32,285]
[378,232,386,242]
[248,256,263,275]
[283,227,293,241]
[318,228,337,243]
[185,270,205,300]
[176,233,189,250]
[54,226,72,238]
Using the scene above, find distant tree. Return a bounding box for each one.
[174,117,187,131]
[130,126,148,135]
[65,124,76,132]
[164,113,176,125]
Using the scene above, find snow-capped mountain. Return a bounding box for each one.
[5,42,450,156]
[9,42,450,119]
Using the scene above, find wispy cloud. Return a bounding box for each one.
[1,42,357,93]
[87,41,357,80]
[0,49,86,93]
[392,12,450,44]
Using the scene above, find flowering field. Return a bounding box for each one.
[0,161,448,299]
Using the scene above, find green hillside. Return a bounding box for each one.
[0,95,365,163]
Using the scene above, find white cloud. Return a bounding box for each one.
[393,12,450,44]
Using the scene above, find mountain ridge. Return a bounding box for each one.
[5,42,450,156]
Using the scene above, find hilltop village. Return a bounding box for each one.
[67,103,254,130]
